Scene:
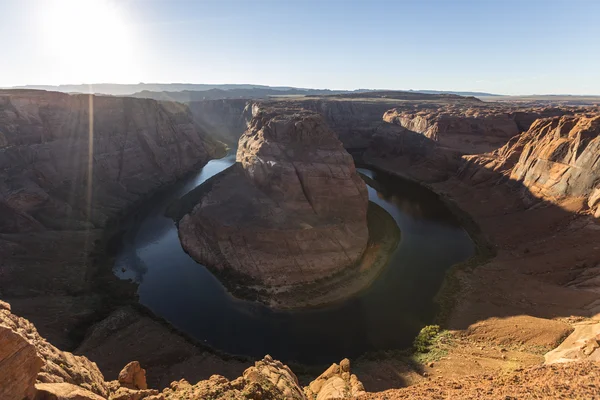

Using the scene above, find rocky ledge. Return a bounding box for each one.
[171,107,399,307]
[0,300,365,400]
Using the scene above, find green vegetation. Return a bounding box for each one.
[412,326,454,364]
[413,325,441,353]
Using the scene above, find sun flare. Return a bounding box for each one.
[37,0,137,83]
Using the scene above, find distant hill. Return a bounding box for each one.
[7,83,364,97]
[321,90,481,102]
[411,89,500,97]
[129,87,355,102]
[3,83,501,99]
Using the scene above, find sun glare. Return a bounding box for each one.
[38,0,137,83]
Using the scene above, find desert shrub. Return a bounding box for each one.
[413,325,440,353]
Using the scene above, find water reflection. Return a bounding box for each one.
[113,154,474,364]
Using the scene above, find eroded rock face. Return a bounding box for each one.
[177,108,369,289]
[0,301,110,398]
[383,106,571,154]
[0,319,44,400]
[509,115,600,212]
[0,89,223,233]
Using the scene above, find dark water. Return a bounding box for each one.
[114,153,474,364]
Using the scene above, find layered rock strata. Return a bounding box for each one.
[0,89,223,232]
[176,108,369,292]
[382,105,571,154]
[510,116,600,213]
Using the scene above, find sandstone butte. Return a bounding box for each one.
[175,106,372,300]
[2,89,600,399]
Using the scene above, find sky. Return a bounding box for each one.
[0,0,599,95]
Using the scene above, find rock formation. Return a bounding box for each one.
[1,300,110,399]
[0,301,44,400]
[118,361,148,390]
[509,115,600,212]
[0,301,363,400]
[0,89,224,233]
[544,321,600,364]
[176,108,369,293]
[305,358,366,400]
[382,105,571,154]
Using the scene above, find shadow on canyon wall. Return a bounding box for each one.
[346,116,600,332]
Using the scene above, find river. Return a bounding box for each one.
[114,152,474,364]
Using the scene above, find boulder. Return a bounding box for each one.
[0,301,110,398]
[0,323,44,400]
[118,361,148,390]
[545,321,600,364]
[34,383,105,400]
[305,358,365,400]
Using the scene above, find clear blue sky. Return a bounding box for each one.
[1,0,599,94]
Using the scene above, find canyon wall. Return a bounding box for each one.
[382,106,571,154]
[0,90,225,351]
[510,115,600,216]
[0,90,224,233]
[453,114,600,212]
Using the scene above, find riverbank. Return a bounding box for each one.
[358,162,494,325]
[350,152,600,392]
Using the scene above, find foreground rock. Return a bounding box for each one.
[545,320,600,364]
[0,302,364,400]
[175,108,379,305]
[305,358,366,400]
[0,302,43,400]
[162,355,307,400]
[1,301,109,399]
[118,361,148,390]
[34,383,106,400]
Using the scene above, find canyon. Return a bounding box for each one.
[1,89,600,399]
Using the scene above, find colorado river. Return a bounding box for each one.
[114,152,474,364]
